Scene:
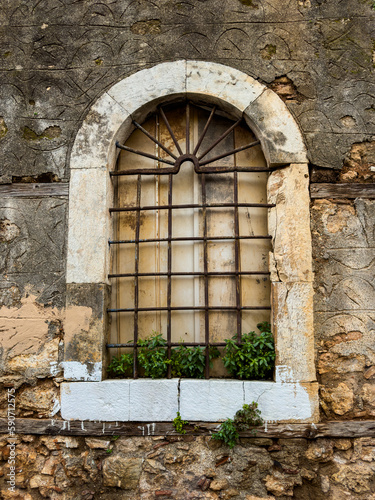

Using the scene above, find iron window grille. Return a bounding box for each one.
[107,101,275,379]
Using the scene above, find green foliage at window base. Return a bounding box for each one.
[170,344,220,378]
[222,322,275,380]
[107,353,133,378]
[212,402,263,448]
[138,332,169,378]
[173,412,188,434]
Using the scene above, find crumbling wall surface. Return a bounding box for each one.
[0,0,374,184]
[311,171,375,421]
[2,434,375,499]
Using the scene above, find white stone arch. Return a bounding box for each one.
[63,61,318,423]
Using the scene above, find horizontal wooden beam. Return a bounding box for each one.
[310,183,375,199]
[2,418,375,439]
[0,183,69,197]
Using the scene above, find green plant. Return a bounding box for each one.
[212,418,239,448]
[170,344,220,378]
[233,402,263,431]
[173,412,188,434]
[138,332,169,378]
[212,402,263,448]
[223,322,275,380]
[107,352,133,378]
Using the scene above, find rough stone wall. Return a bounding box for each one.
[1,0,375,498]
[2,434,375,499]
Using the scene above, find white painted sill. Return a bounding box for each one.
[61,379,318,423]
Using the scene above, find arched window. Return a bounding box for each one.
[62,61,318,423]
[108,101,271,378]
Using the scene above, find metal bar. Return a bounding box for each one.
[199,140,260,166]
[108,306,271,312]
[167,173,173,378]
[133,121,177,160]
[116,142,175,166]
[110,165,274,176]
[111,166,178,176]
[133,174,141,378]
[202,172,210,379]
[109,271,270,278]
[198,117,242,161]
[107,342,229,348]
[159,106,183,155]
[110,202,275,213]
[193,105,216,156]
[109,235,272,245]
[234,170,241,343]
[186,102,190,155]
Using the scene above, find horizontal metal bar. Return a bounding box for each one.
[108,271,270,278]
[108,306,271,313]
[109,235,272,245]
[107,342,228,348]
[110,164,275,176]
[110,202,275,213]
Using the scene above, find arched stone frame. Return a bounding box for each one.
[61,61,318,423]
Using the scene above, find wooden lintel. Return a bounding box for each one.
[2,418,375,439]
[0,183,69,197]
[310,183,375,199]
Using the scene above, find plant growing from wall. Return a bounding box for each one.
[173,412,188,434]
[223,322,275,380]
[212,402,264,448]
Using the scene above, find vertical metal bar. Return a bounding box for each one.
[201,173,210,379]
[167,173,173,378]
[133,174,141,378]
[186,102,190,155]
[234,170,242,343]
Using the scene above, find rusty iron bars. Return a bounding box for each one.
[108,102,272,379]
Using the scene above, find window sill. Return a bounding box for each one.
[61,379,318,423]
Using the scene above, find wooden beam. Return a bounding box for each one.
[310,183,375,199]
[2,418,375,438]
[0,183,69,197]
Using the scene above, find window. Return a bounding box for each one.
[108,102,272,378]
[62,60,318,423]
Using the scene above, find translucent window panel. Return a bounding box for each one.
[109,102,271,370]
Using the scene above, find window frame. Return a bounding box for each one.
[61,60,318,423]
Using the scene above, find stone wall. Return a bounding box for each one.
[2,433,375,499]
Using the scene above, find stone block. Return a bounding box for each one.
[63,283,109,381]
[129,379,179,421]
[70,92,130,170]
[244,381,319,422]
[268,164,313,283]
[244,90,307,166]
[313,249,375,312]
[66,168,112,284]
[60,380,130,421]
[108,60,186,118]
[103,455,143,489]
[311,200,369,254]
[272,281,315,383]
[186,60,264,114]
[179,379,244,421]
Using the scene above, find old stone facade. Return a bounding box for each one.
[0,0,375,498]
